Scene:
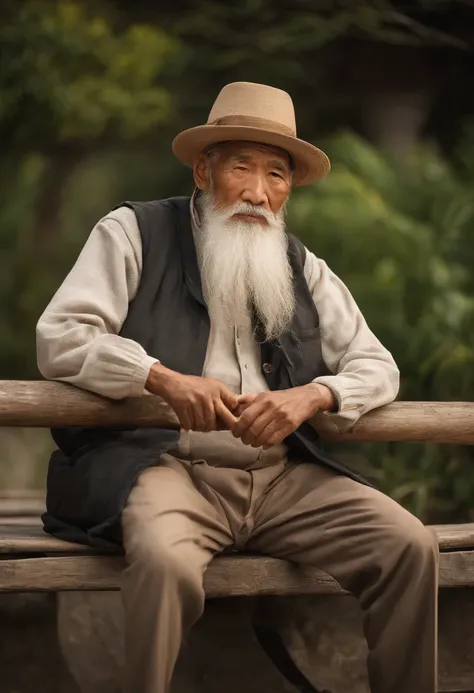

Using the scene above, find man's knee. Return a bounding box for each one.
[127,529,203,582]
[384,515,439,569]
[124,533,206,620]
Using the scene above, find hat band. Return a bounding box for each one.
[209,114,295,138]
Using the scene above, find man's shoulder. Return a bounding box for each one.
[102,204,138,230]
[101,196,191,243]
[113,196,191,219]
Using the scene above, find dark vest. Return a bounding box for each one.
[42,197,370,548]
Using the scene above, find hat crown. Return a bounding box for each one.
[207,82,297,136]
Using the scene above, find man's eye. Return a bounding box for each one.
[235,166,248,172]
[270,171,283,179]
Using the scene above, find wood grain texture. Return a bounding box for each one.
[2,522,474,555]
[0,516,42,526]
[0,525,96,554]
[2,550,474,594]
[0,498,45,517]
[0,490,45,499]
[431,523,474,549]
[1,381,474,443]
[313,401,474,444]
[0,380,179,428]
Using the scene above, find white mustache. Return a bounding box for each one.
[225,201,276,224]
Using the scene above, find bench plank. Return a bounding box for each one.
[0,498,45,517]
[0,490,45,499]
[0,524,95,554]
[2,522,474,555]
[0,516,42,526]
[431,523,474,550]
[2,551,474,594]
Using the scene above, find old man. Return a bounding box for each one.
[37,82,438,693]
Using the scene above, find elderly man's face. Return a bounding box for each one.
[194,141,292,225]
[193,140,295,340]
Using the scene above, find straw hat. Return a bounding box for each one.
[172,82,330,186]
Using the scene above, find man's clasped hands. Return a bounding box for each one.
[146,363,335,449]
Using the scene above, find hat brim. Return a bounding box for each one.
[172,124,330,186]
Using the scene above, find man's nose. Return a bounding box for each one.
[241,176,267,206]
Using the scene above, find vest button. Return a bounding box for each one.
[262,363,273,374]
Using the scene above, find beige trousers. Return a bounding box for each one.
[121,453,439,693]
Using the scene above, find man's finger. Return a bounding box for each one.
[232,400,268,438]
[215,400,238,430]
[234,401,253,417]
[263,425,292,449]
[178,408,192,432]
[203,405,217,432]
[253,419,286,449]
[220,387,239,412]
[240,410,274,446]
[199,395,217,432]
[191,402,207,432]
[235,393,259,417]
[237,392,259,405]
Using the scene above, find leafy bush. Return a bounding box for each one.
[289,130,474,521]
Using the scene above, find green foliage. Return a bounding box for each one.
[289,131,474,521]
[1,0,473,517]
[0,1,177,149]
[0,0,178,378]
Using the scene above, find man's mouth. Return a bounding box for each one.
[232,213,268,225]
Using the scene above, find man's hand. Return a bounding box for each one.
[232,384,335,448]
[146,363,239,432]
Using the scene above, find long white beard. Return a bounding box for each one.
[197,192,295,341]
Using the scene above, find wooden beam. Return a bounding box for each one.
[0,380,179,429]
[2,551,474,594]
[0,498,45,518]
[1,381,474,444]
[314,401,474,444]
[2,523,474,555]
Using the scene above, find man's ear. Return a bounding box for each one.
[193,153,211,191]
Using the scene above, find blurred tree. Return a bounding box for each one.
[0,0,177,376]
[289,129,474,521]
[0,0,176,237]
[1,0,473,520]
[154,0,474,155]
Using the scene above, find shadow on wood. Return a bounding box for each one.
[54,590,474,693]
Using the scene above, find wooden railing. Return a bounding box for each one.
[1,381,473,445]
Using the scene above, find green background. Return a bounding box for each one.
[1,0,474,522]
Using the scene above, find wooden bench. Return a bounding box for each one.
[2,521,474,596]
[2,381,474,692]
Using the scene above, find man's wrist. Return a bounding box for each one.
[304,383,337,414]
[146,362,179,398]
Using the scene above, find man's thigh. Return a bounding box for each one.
[122,454,233,570]
[247,461,437,591]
